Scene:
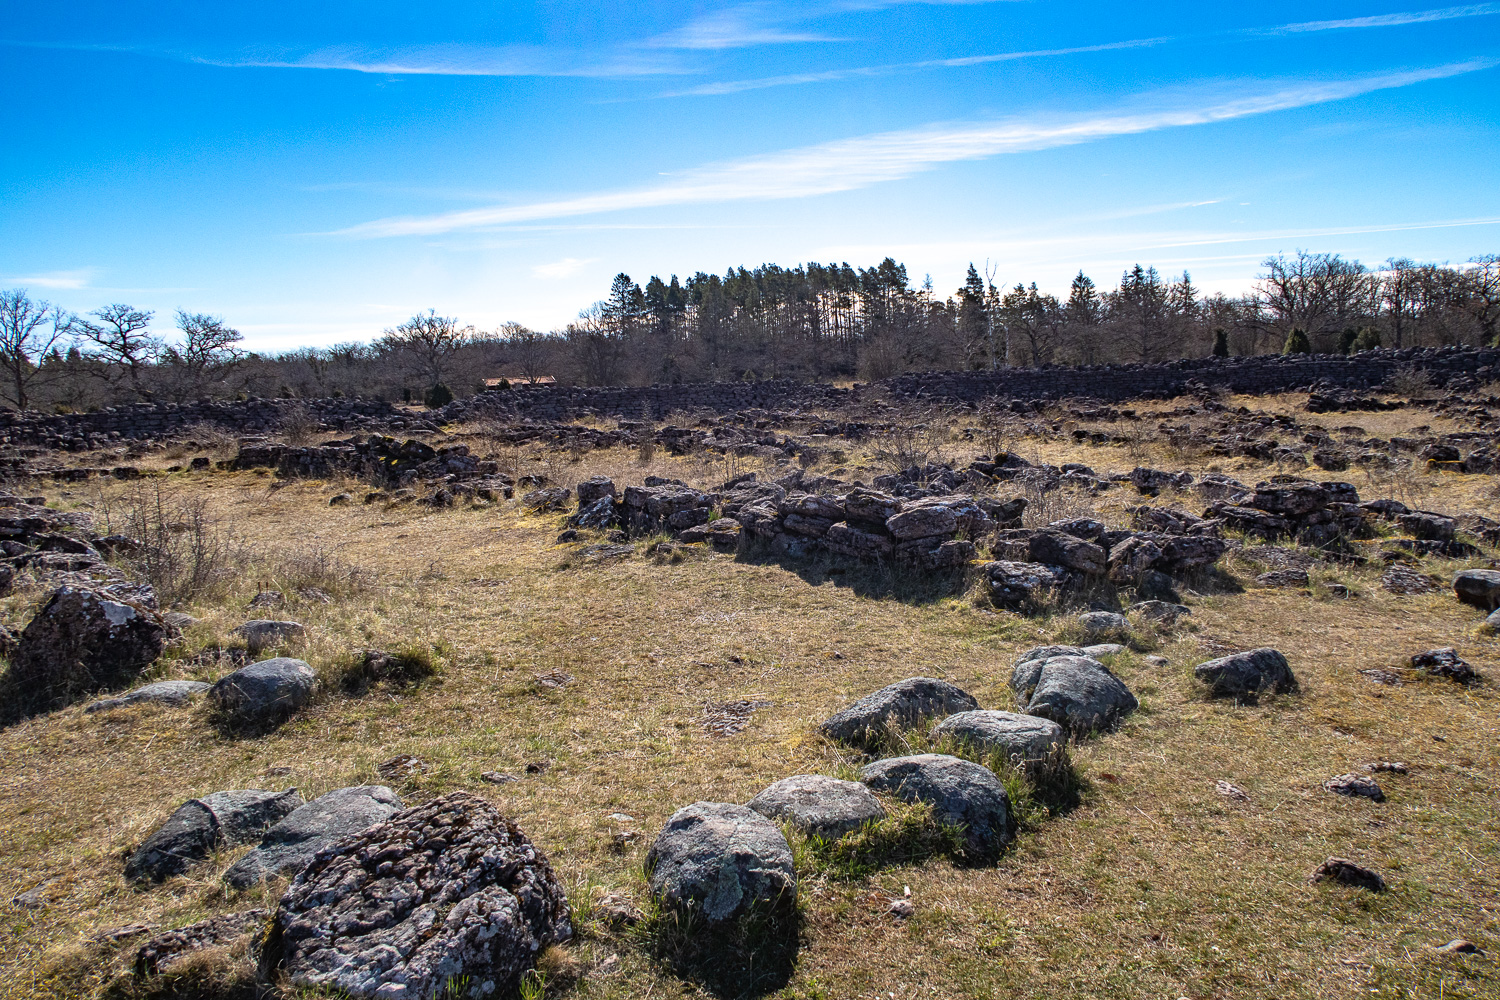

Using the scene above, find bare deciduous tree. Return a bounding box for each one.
[75,303,159,396]
[0,289,71,410]
[379,310,473,391]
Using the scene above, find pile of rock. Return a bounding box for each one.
[232,435,519,497]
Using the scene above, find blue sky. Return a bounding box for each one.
[2,1,1498,351]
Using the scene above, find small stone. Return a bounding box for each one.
[1309,857,1384,891]
[1256,569,1310,588]
[375,754,424,780]
[932,710,1068,779]
[1193,648,1298,699]
[1082,643,1125,658]
[1144,655,1169,667]
[207,657,317,729]
[1433,939,1483,955]
[1411,647,1478,684]
[1359,668,1403,685]
[92,924,155,944]
[1381,564,1438,595]
[819,677,979,749]
[1214,780,1250,801]
[229,619,306,654]
[593,892,642,928]
[1077,610,1129,639]
[887,898,915,919]
[134,909,267,975]
[1364,761,1409,774]
[534,668,575,689]
[84,679,211,713]
[328,492,353,506]
[747,774,886,838]
[482,772,519,784]
[1324,773,1385,802]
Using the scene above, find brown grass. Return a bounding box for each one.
[1,395,1497,999]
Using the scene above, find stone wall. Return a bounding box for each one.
[1,345,1495,449]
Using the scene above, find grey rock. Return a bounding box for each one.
[85,679,211,713]
[1486,608,1500,632]
[1256,569,1310,588]
[576,476,617,506]
[261,792,570,999]
[1023,655,1139,736]
[126,788,303,881]
[1193,648,1298,699]
[825,521,893,558]
[646,802,796,922]
[1130,600,1190,625]
[224,785,402,889]
[932,710,1067,778]
[1077,610,1129,639]
[135,910,267,976]
[1009,645,1087,701]
[1309,856,1385,891]
[1107,535,1163,583]
[1027,530,1106,575]
[1082,643,1125,658]
[207,657,317,728]
[843,487,902,524]
[747,775,886,838]
[1324,773,1385,801]
[1453,569,1500,611]
[1411,647,1478,683]
[230,619,307,653]
[885,506,957,541]
[983,560,1069,611]
[10,585,169,706]
[819,677,979,748]
[860,754,1012,857]
[1398,511,1456,541]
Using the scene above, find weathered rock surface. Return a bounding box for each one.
[207,657,317,728]
[860,754,1012,857]
[747,774,886,838]
[259,792,571,1000]
[230,619,307,653]
[1453,569,1500,611]
[1077,610,1128,639]
[646,802,796,922]
[10,585,168,706]
[819,677,979,748]
[1193,648,1298,699]
[1310,857,1385,891]
[135,910,267,975]
[84,679,211,713]
[127,788,303,881]
[982,560,1070,611]
[1009,645,1087,700]
[1021,655,1138,736]
[932,710,1068,778]
[224,785,402,888]
[1324,773,1385,801]
[1411,647,1479,683]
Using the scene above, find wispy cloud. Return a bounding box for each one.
[335,61,1495,239]
[203,43,685,78]
[2,268,95,290]
[668,3,1500,97]
[532,257,598,279]
[646,3,840,50]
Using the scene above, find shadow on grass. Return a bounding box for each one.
[733,540,969,606]
[639,898,801,1000]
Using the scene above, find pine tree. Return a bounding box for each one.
[1212,328,1229,357]
[1282,327,1312,355]
[1353,326,1382,351]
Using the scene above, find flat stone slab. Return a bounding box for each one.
[646,802,797,922]
[126,788,303,882]
[260,792,572,1000]
[223,785,402,889]
[819,677,979,748]
[1324,773,1385,801]
[230,619,306,653]
[1193,648,1298,699]
[1454,569,1500,611]
[85,680,211,713]
[932,710,1067,776]
[1024,655,1138,736]
[860,753,1012,857]
[747,774,886,838]
[135,909,267,975]
[1077,610,1129,638]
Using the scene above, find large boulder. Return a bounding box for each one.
[932,710,1068,779]
[1009,645,1087,700]
[1026,530,1106,575]
[85,679,211,714]
[982,560,1069,612]
[860,754,1012,857]
[748,774,886,839]
[1453,569,1500,611]
[224,785,403,888]
[230,620,307,654]
[1023,655,1138,736]
[127,788,303,882]
[1193,648,1298,699]
[646,802,796,922]
[259,792,571,1000]
[207,657,317,728]
[819,677,979,748]
[9,585,169,706]
[885,505,958,541]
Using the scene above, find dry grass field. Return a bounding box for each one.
[0,391,1496,1000]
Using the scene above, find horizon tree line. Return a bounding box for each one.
[1,251,1496,411]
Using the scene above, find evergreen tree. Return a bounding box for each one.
[1282,327,1312,355]
[1353,326,1382,351]
[1212,328,1229,357]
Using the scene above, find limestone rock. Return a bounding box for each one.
[1411,647,1478,683]
[84,679,211,713]
[1193,648,1298,699]
[819,677,979,748]
[224,785,402,889]
[1324,773,1385,801]
[230,619,307,653]
[260,792,570,999]
[1022,655,1138,736]
[1009,645,1087,701]
[982,560,1069,612]
[932,710,1068,778]
[127,788,303,882]
[747,774,885,838]
[860,754,1012,857]
[646,802,796,922]
[207,657,317,728]
[1453,569,1500,611]
[1077,610,1128,640]
[135,910,267,976]
[1309,857,1384,891]
[1027,530,1106,575]
[576,476,617,506]
[884,505,957,541]
[10,585,169,706]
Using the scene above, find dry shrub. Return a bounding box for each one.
[873,406,956,472]
[1383,364,1437,399]
[100,482,244,607]
[259,542,369,598]
[278,404,320,446]
[1020,484,1100,528]
[636,438,657,464]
